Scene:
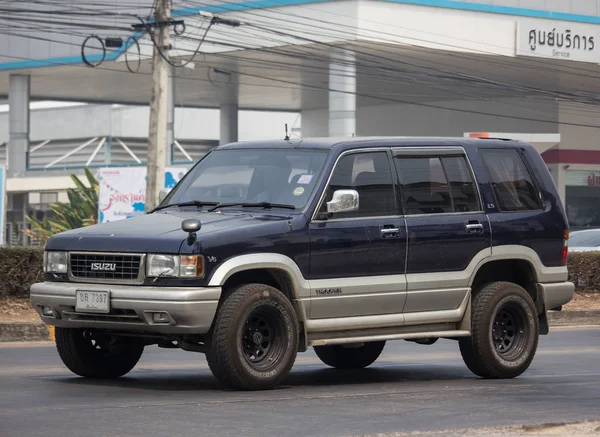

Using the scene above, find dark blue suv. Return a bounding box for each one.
[31,137,574,390]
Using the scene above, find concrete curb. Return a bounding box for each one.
[0,311,598,343]
[0,323,53,342]
[547,310,600,326]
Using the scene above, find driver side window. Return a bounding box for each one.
[318,151,397,219]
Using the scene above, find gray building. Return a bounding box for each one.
[1,0,600,244]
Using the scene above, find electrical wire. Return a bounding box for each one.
[3,1,600,126]
[124,36,142,73]
[179,0,600,79]
[81,34,106,67]
[3,45,600,129]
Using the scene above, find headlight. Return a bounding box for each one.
[44,251,68,274]
[146,255,204,278]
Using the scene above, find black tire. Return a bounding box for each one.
[206,283,299,390]
[314,341,385,369]
[459,281,539,379]
[55,328,144,378]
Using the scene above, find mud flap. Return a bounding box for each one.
[535,284,550,335]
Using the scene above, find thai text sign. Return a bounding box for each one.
[98,167,188,224]
[516,20,600,64]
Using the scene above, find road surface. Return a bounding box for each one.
[1,327,599,437]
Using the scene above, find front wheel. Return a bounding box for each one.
[314,341,385,369]
[459,281,539,379]
[206,284,299,390]
[55,328,144,378]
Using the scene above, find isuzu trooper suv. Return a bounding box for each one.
[31,137,574,390]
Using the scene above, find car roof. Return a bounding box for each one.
[216,136,526,152]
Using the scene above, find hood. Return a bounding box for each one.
[46,210,294,253]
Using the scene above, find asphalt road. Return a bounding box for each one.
[0,327,599,437]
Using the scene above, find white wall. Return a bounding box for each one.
[558,102,600,151]
[0,104,301,143]
[302,98,559,138]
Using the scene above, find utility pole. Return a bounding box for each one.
[145,0,171,212]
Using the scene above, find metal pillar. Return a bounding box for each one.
[8,74,30,177]
[328,47,356,137]
[219,72,239,145]
[166,65,176,166]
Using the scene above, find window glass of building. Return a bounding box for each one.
[481,149,542,211]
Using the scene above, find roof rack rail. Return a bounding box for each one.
[468,133,520,141]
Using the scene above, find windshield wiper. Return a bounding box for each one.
[150,201,219,213]
[208,202,296,212]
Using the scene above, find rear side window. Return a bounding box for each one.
[394,155,480,215]
[481,149,542,212]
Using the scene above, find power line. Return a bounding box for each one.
[3,2,600,127]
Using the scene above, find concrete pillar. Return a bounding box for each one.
[8,75,30,177]
[166,66,176,165]
[328,46,356,137]
[548,163,567,207]
[219,72,238,145]
[557,165,567,208]
[220,104,238,145]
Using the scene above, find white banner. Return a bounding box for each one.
[0,165,5,246]
[98,167,188,223]
[516,20,600,64]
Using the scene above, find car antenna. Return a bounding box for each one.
[284,123,290,141]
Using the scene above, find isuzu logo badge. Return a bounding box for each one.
[90,262,117,271]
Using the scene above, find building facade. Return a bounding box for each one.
[1,0,600,244]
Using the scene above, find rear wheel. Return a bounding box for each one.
[314,341,385,369]
[55,328,144,378]
[206,284,299,390]
[459,281,539,379]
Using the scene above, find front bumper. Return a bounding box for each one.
[30,282,221,335]
[539,281,575,310]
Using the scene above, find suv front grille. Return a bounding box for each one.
[69,252,144,283]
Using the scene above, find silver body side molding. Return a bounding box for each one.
[205,246,569,340]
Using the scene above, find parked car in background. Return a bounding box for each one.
[568,229,600,253]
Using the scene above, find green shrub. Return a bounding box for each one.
[0,247,44,298]
[0,247,598,299]
[567,252,600,293]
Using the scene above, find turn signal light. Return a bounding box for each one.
[180,255,204,278]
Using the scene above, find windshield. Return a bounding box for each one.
[569,230,600,247]
[165,149,329,210]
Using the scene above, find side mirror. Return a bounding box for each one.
[181,219,201,233]
[159,188,171,204]
[326,189,359,214]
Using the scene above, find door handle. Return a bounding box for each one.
[465,222,484,234]
[380,227,400,238]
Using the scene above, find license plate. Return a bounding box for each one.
[75,290,110,313]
